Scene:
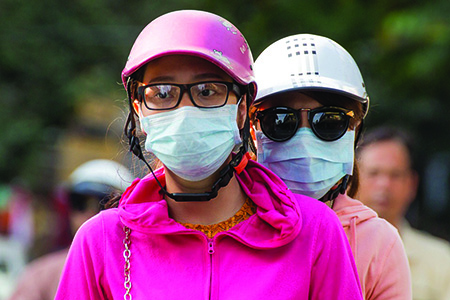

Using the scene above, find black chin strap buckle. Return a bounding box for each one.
[320,175,350,203]
[169,163,235,202]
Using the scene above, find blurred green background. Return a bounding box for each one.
[1,0,449,250]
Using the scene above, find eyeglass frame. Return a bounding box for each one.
[136,81,243,111]
[256,106,355,142]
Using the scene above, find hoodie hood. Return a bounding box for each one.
[333,193,377,227]
[332,193,378,258]
[118,159,302,249]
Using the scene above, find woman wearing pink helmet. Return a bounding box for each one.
[55,11,362,299]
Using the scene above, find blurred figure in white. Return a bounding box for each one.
[357,126,450,300]
[0,184,33,300]
[0,237,26,300]
[8,159,134,300]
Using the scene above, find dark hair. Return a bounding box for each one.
[357,126,416,171]
[104,69,147,209]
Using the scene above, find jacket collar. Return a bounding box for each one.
[118,160,302,249]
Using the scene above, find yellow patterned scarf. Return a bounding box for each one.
[179,198,256,239]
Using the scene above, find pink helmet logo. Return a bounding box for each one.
[221,20,238,34]
[240,45,247,54]
[211,50,232,69]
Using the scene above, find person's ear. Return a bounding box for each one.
[237,95,247,130]
[133,100,141,117]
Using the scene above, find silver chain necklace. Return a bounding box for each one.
[123,226,132,299]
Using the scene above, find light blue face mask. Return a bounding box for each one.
[256,127,355,199]
[140,105,241,182]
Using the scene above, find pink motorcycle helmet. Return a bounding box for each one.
[121,10,257,101]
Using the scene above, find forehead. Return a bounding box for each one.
[257,91,321,110]
[143,55,232,83]
[360,140,411,170]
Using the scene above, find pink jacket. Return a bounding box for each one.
[56,160,362,299]
[333,194,412,299]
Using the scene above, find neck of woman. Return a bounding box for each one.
[164,169,247,225]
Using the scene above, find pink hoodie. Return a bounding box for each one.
[333,194,412,299]
[55,160,362,299]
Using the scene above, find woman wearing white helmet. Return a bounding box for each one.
[252,33,411,299]
[56,13,362,299]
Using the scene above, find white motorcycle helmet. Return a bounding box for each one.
[69,159,134,193]
[254,34,369,117]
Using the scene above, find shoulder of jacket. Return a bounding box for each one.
[76,208,121,240]
[405,226,450,255]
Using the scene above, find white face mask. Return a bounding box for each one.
[256,127,355,199]
[140,105,242,182]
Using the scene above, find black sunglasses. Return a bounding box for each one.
[256,106,355,142]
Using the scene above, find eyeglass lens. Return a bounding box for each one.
[260,109,299,141]
[142,82,230,110]
[310,111,349,141]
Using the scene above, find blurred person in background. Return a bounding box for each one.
[251,33,411,299]
[357,126,450,300]
[8,159,133,300]
[0,184,32,299]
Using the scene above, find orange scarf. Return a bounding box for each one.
[179,198,256,239]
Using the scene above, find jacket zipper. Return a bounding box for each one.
[208,238,215,300]
[208,240,215,254]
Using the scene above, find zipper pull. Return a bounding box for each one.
[208,241,215,254]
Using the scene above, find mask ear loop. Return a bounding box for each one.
[124,78,251,202]
[320,119,364,206]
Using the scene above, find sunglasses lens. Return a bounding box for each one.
[311,111,349,141]
[260,108,298,141]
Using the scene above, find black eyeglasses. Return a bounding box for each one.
[137,81,242,110]
[256,106,355,142]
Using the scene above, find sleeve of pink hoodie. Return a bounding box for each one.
[369,227,412,299]
[301,198,363,299]
[54,212,107,299]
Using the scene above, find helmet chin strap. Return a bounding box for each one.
[125,80,250,202]
[320,175,350,204]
